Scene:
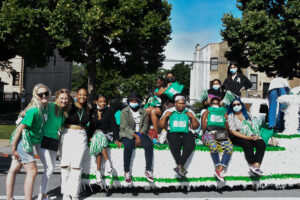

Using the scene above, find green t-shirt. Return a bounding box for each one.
[115,110,121,126]
[42,102,64,139]
[21,107,46,145]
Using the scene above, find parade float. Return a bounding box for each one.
[80,88,300,190]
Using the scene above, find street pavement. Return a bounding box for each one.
[1,139,300,199]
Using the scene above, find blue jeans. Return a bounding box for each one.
[268,87,289,130]
[122,134,153,172]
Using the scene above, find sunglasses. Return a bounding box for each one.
[232,103,241,107]
[37,91,49,98]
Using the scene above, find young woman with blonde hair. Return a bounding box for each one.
[6,83,51,200]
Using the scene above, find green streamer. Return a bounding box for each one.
[274,134,300,139]
[82,173,300,183]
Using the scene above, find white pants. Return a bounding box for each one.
[36,145,57,195]
[60,129,87,197]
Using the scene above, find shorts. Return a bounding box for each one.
[16,140,36,164]
[60,129,87,168]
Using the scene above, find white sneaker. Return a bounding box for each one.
[96,171,102,184]
[105,161,113,174]
[159,129,167,144]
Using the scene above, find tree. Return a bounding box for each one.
[170,62,191,96]
[47,0,171,102]
[221,0,300,78]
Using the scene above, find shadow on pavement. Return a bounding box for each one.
[0,156,12,173]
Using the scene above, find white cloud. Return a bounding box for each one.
[163,30,222,69]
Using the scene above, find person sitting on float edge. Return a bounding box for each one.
[204,79,225,108]
[201,97,233,182]
[159,94,199,177]
[119,92,154,184]
[228,98,266,176]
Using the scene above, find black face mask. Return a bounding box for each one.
[166,77,175,83]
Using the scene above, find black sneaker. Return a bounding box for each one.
[173,167,185,177]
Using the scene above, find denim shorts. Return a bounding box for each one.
[16,140,36,164]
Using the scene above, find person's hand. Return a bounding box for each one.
[115,140,122,148]
[165,111,173,118]
[185,112,194,119]
[252,135,259,141]
[19,111,25,117]
[12,149,20,162]
[135,136,142,147]
[167,83,172,88]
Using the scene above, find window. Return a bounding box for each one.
[210,58,218,71]
[13,72,20,86]
[250,74,258,90]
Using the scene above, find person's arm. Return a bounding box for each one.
[186,111,200,130]
[155,86,168,96]
[11,124,27,161]
[224,113,229,132]
[230,130,254,140]
[201,110,209,132]
[139,111,149,135]
[158,111,172,129]
[242,74,253,90]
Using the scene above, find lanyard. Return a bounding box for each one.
[77,108,84,126]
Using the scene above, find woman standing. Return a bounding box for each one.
[119,92,154,184]
[222,61,252,97]
[228,98,266,176]
[60,88,90,200]
[88,94,119,184]
[36,89,71,200]
[6,83,50,200]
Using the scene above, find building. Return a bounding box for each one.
[189,41,300,104]
[0,50,72,105]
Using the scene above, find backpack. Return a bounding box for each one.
[169,110,189,133]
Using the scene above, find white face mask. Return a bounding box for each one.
[212,85,220,90]
[211,105,219,108]
[129,102,139,109]
[233,105,242,112]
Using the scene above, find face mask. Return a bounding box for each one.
[211,105,219,108]
[166,77,174,83]
[129,102,139,109]
[97,105,106,111]
[230,68,237,74]
[233,105,242,112]
[212,85,220,90]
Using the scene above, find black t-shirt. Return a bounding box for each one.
[222,73,252,96]
[65,104,89,127]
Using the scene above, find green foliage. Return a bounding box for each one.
[71,63,88,91]
[170,62,191,96]
[0,125,15,139]
[221,0,300,78]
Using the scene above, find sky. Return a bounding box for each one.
[163,0,242,69]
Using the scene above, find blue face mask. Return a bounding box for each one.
[230,68,237,74]
[129,102,139,109]
[212,85,220,90]
[233,105,242,112]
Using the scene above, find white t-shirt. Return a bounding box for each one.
[268,77,290,91]
[161,107,196,131]
[130,109,141,132]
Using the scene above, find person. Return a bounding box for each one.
[222,61,252,97]
[60,88,90,200]
[119,92,154,184]
[204,79,225,108]
[159,95,199,177]
[145,76,164,139]
[6,83,50,200]
[88,94,120,184]
[201,97,233,181]
[228,98,266,176]
[267,77,290,131]
[159,72,177,111]
[36,89,71,200]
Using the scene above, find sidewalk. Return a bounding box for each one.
[0,139,11,157]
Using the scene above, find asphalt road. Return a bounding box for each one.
[1,156,300,199]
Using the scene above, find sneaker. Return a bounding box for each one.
[124,172,132,184]
[173,167,185,177]
[96,171,102,184]
[220,170,226,180]
[144,170,154,182]
[214,169,224,182]
[249,166,263,176]
[159,129,167,144]
[105,161,113,174]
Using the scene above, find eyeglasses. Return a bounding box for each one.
[232,103,241,107]
[37,91,49,98]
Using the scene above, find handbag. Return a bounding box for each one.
[210,130,228,141]
[41,114,63,151]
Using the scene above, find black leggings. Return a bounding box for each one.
[167,132,195,166]
[230,136,266,164]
